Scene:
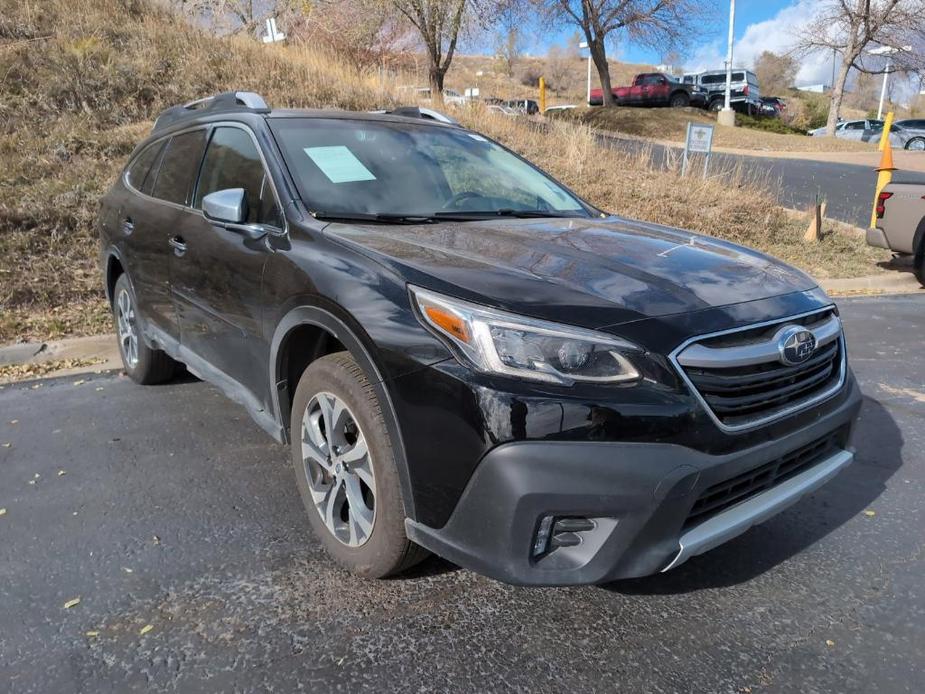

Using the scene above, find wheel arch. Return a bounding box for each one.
[104,249,128,306]
[270,302,417,520]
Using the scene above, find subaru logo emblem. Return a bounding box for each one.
[777,326,816,366]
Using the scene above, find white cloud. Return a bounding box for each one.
[687,0,833,85]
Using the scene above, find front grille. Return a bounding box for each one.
[684,430,843,529]
[676,310,845,429]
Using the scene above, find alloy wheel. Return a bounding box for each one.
[116,288,139,368]
[301,391,376,547]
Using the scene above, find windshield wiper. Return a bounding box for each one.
[313,211,439,225]
[433,209,587,220]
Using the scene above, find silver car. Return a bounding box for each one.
[894,119,925,151]
[811,119,925,150]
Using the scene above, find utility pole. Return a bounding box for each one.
[579,41,591,105]
[718,0,736,127]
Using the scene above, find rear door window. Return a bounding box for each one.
[194,126,283,228]
[151,129,208,206]
[126,141,165,195]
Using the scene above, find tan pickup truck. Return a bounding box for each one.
[867,181,925,286]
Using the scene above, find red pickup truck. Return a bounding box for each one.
[589,73,707,108]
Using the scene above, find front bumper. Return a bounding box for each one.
[405,376,862,586]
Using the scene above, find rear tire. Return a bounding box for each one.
[670,92,690,108]
[914,240,925,288]
[290,352,427,578]
[112,274,176,385]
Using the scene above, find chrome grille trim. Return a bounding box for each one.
[670,307,847,433]
[677,313,841,369]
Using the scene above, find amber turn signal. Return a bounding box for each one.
[424,305,470,343]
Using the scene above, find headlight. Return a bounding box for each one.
[410,286,642,385]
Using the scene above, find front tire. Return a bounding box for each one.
[290,352,427,578]
[112,274,175,384]
[709,99,723,113]
[905,137,925,151]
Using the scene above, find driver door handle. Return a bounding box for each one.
[168,235,187,257]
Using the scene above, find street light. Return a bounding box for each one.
[718,0,736,127]
[868,45,911,120]
[579,41,591,105]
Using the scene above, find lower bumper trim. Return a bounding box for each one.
[661,448,854,572]
[866,226,890,249]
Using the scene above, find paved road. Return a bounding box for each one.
[2,296,924,693]
[597,131,925,228]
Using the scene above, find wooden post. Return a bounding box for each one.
[539,77,546,113]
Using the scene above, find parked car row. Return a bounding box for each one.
[809,118,925,150]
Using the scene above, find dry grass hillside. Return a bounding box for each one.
[563,106,878,153]
[0,0,888,344]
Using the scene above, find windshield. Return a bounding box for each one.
[269,118,590,220]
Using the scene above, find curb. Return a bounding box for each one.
[819,272,923,297]
[0,334,121,384]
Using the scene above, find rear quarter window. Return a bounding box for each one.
[125,141,165,195]
[151,129,208,205]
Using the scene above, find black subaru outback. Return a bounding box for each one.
[97,92,861,586]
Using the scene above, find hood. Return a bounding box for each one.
[325,216,817,329]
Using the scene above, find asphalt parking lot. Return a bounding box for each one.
[1,295,924,693]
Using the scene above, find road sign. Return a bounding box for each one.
[682,122,715,177]
[262,17,285,44]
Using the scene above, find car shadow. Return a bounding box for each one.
[876,254,916,275]
[602,394,903,595]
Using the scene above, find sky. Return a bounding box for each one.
[531,0,842,87]
[522,0,920,102]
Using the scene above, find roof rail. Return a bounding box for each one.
[152,91,270,132]
[372,106,460,126]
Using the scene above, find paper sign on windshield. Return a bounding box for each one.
[304,146,376,184]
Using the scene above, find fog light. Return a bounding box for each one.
[532,515,555,557]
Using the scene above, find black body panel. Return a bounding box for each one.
[97,104,858,585]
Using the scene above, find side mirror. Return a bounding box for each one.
[202,188,247,225]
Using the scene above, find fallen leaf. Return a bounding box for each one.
[63,597,81,609]
[85,630,100,638]
[122,567,133,574]
[139,624,153,635]
[9,420,18,425]
[863,510,876,518]
[2,442,10,448]
[152,535,161,545]
[95,387,104,392]
[0,508,6,516]
[30,384,42,389]
[27,480,35,486]
[825,639,835,647]
[57,470,67,477]
[73,379,86,386]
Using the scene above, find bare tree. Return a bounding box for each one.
[539,0,708,106]
[753,51,797,95]
[545,44,572,95]
[288,0,413,72]
[794,0,925,135]
[379,0,473,101]
[494,26,524,76]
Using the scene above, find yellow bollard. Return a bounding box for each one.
[879,112,894,151]
[539,77,546,114]
[870,138,897,228]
